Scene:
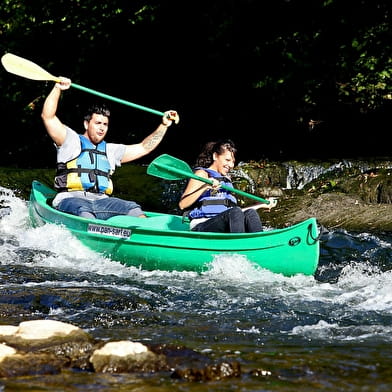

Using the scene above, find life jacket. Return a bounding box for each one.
[187,168,237,219]
[54,135,113,194]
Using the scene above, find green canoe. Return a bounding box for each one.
[28,180,320,276]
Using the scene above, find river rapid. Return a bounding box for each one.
[1,186,392,391]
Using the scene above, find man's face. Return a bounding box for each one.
[84,113,109,144]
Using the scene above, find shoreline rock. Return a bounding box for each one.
[0,319,255,382]
[236,163,392,234]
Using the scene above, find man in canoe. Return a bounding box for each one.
[41,77,179,219]
[179,139,277,232]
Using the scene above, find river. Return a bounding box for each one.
[0,184,392,391]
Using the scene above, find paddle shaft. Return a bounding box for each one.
[153,161,270,204]
[70,83,164,116]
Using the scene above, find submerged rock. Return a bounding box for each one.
[171,360,241,381]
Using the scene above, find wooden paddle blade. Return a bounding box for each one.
[1,53,60,82]
[147,154,194,180]
[1,53,165,117]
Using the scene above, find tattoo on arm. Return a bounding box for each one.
[143,128,166,151]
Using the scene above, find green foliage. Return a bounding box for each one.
[1,0,391,165]
[338,22,392,112]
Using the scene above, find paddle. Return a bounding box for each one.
[1,53,164,117]
[147,154,271,204]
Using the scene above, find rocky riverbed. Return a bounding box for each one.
[0,319,244,381]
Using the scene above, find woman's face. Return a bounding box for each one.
[211,149,235,176]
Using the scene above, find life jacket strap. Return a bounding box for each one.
[199,199,237,207]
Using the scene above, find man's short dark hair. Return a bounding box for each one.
[84,104,111,122]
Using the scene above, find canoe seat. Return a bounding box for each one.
[106,214,190,231]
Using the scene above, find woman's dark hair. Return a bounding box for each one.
[84,104,111,122]
[195,139,237,167]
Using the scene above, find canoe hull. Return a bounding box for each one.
[29,180,320,276]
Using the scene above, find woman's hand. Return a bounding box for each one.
[209,178,221,194]
[267,197,278,209]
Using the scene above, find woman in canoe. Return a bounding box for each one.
[178,140,277,233]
